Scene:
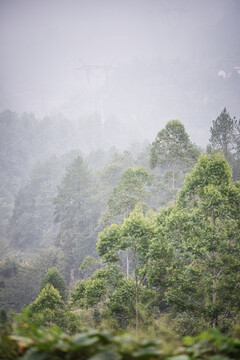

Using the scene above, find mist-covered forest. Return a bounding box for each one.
[1,0,240,358]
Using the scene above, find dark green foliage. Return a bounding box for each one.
[54,156,101,281]
[96,153,240,333]
[79,256,101,279]
[166,153,240,331]
[105,278,156,329]
[150,120,200,170]
[1,105,240,339]
[9,153,82,251]
[209,107,237,158]
[95,207,159,328]
[38,267,67,301]
[70,278,107,309]
[209,108,240,180]
[1,326,240,360]
[0,259,37,312]
[0,308,7,328]
[26,285,79,331]
[0,248,65,311]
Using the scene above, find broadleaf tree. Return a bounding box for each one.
[165,152,240,331]
[150,120,201,203]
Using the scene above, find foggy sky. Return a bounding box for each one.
[0,0,240,146]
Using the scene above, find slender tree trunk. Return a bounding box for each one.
[212,266,217,328]
[125,208,130,279]
[172,170,176,203]
[211,210,217,328]
[135,283,139,336]
[133,250,139,335]
[126,249,129,279]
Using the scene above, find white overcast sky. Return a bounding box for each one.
[0,0,239,117]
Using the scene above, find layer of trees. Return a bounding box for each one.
[0,108,240,339]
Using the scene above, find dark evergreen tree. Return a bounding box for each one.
[209,108,236,159]
[209,108,240,180]
[53,156,100,282]
[9,153,81,251]
[38,267,67,301]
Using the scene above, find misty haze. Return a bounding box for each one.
[0,1,240,357]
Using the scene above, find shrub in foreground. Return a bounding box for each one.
[1,326,240,359]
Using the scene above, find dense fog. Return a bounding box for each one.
[1,0,240,147]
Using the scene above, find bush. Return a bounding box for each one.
[1,326,240,360]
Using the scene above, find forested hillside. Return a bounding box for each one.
[0,107,240,343]
[1,0,240,357]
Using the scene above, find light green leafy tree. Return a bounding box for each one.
[97,206,156,331]
[166,152,240,331]
[150,120,201,203]
[29,284,65,313]
[70,278,107,309]
[26,283,80,332]
[28,284,67,327]
[105,277,156,329]
[103,166,152,226]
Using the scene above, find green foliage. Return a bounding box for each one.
[38,267,67,301]
[11,305,82,339]
[8,148,82,251]
[29,284,65,313]
[97,149,134,202]
[1,107,240,338]
[96,152,240,333]
[79,256,100,279]
[103,166,152,225]
[0,259,38,312]
[98,206,154,270]
[70,278,107,309]
[97,223,122,263]
[97,207,159,329]
[209,108,238,158]
[150,120,201,203]
[26,285,81,331]
[1,326,240,360]
[53,156,101,280]
[209,108,240,180]
[166,152,240,330]
[91,265,124,288]
[105,278,156,329]
[0,248,65,312]
[0,308,7,329]
[179,152,232,204]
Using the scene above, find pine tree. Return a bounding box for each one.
[209,108,240,180]
[53,156,100,282]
